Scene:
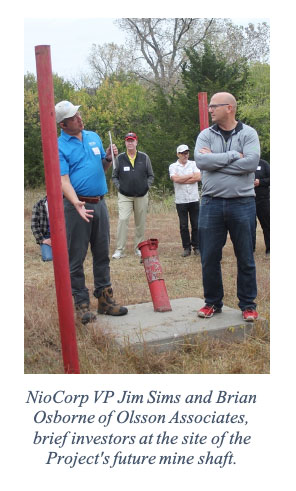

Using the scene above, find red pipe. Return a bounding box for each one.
[198,92,209,131]
[138,239,172,312]
[35,45,80,374]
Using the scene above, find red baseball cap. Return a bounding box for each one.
[125,132,138,141]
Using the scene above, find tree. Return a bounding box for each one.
[170,43,250,150]
[24,84,44,187]
[24,73,76,187]
[110,18,269,94]
[238,63,270,161]
[52,74,75,101]
[208,20,270,64]
[136,43,251,190]
[114,18,216,93]
[87,43,141,87]
[85,19,269,96]
[24,39,269,190]
[24,71,158,188]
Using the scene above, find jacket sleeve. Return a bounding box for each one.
[258,160,270,187]
[194,130,242,170]
[31,202,44,245]
[146,155,154,187]
[111,156,120,190]
[218,128,260,175]
[195,127,260,175]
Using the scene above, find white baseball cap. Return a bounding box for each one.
[177,144,189,153]
[55,100,81,123]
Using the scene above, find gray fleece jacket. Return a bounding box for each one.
[194,121,260,198]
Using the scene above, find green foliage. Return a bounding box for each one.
[182,43,249,99]
[24,47,270,189]
[24,82,43,187]
[84,78,154,149]
[52,73,75,101]
[238,63,270,161]
[24,73,76,187]
[133,88,178,190]
[172,43,249,147]
[138,43,252,189]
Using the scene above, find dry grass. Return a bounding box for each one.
[24,188,270,374]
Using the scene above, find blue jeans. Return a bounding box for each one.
[198,196,257,311]
[40,244,53,261]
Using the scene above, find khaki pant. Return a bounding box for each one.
[115,192,149,253]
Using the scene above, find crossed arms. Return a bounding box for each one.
[194,129,260,175]
[170,172,201,184]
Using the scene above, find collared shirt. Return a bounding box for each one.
[127,151,137,167]
[169,160,200,204]
[58,129,107,196]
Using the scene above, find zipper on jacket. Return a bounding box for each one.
[210,123,241,152]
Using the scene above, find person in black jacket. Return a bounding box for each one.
[111,132,154,259]
[254,158,270,255]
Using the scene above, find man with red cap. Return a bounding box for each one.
[112,132,154,259]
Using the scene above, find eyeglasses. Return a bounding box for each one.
[208,104,229,110]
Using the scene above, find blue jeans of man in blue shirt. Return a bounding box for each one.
[198,196,257,311]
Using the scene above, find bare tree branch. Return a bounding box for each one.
[116,18,218,92]
[86,19,269,92]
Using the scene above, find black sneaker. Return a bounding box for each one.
[193,248,200,256]
[181,249,191,257]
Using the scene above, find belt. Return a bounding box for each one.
[77,195,104,204]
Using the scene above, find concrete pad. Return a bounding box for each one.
[93,298,266,352]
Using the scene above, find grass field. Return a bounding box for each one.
[24,188,270,374]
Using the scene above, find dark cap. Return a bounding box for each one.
[125,132,138,141]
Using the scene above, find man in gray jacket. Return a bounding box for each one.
[194,92,260,322]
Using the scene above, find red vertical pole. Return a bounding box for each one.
[34,45,80,374]
[198,92,209,131]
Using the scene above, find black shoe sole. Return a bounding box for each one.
[97,308,128,316]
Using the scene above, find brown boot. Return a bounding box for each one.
[97,287,128,316]
[75,303,97,325]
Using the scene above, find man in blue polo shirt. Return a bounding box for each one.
[55,100,128,324]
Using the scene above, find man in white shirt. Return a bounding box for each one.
[169,144,201,257]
